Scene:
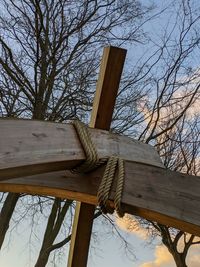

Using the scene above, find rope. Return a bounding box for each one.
[72,120,107,173]
[72,121,125,217]
[97,156,125,217]
[114,157,125,217]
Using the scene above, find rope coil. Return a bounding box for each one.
[97,156,125,217]
[72,120,125,217]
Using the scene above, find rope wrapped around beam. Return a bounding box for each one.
[72,121,125,217]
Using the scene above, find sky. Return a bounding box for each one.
[1,0,200,266]
[0,214,168,267]
[0,213,155,267]
[1,213,200,267]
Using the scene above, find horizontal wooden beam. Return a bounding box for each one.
[0,162,200,237]
[0,119,163,181]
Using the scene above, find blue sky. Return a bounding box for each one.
[0,215,156,267]
[1,0,200,266]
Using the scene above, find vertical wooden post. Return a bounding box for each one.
[67,46,127,267]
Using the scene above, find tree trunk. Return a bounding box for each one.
[158,224,188,267]
[34,199,72,267]
[172,252,188,267]
[0,193,20,249]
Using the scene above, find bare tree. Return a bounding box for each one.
[34,199,72,267]
[0,0,149,265]
[0,193,19,248]
[112,1,200,266]
[1,0,200,266]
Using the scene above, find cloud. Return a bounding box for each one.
[139,238,200,267]
[116,214,149,240]
[188,255,200,267]
[139,245,174,267]
[138,74,200,129]
[187,242,200,267]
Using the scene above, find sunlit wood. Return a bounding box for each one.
[67,46,127,267]
[0,118,163,181]
[0,163,200,236]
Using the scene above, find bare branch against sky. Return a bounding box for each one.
[0,1,200,267]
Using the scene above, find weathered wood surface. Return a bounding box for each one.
[0,118,163,181]
[67,202,95,267]
[0,163,200,236]
[67,46,127,267]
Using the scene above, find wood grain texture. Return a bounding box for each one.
[0,118,163,181]
[90,46,127,129]
[67,46,127,267]
[0,163,200,236]
[67,202,95,267]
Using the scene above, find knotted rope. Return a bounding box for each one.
[72,120,107,173]
[97,156,124,217]
[72,121,125,217]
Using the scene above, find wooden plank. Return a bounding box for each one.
[90,46,126,129]
[0,119,163,181]
[0,119,84,179]
[67,202,95,267]
[67,46,127,267]
[0,163,200,236]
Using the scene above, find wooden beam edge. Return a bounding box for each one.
[0,163,200,237]
[0,181,199,237]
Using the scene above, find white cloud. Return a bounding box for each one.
[116,213,200,267]
[116,214,200,267]
[116,214,149,240]
[139,245,174,267]
[139,237,200,267]
[187,241,200,267]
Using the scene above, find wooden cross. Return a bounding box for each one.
[67,46,127,267]
[0,47,200,267]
